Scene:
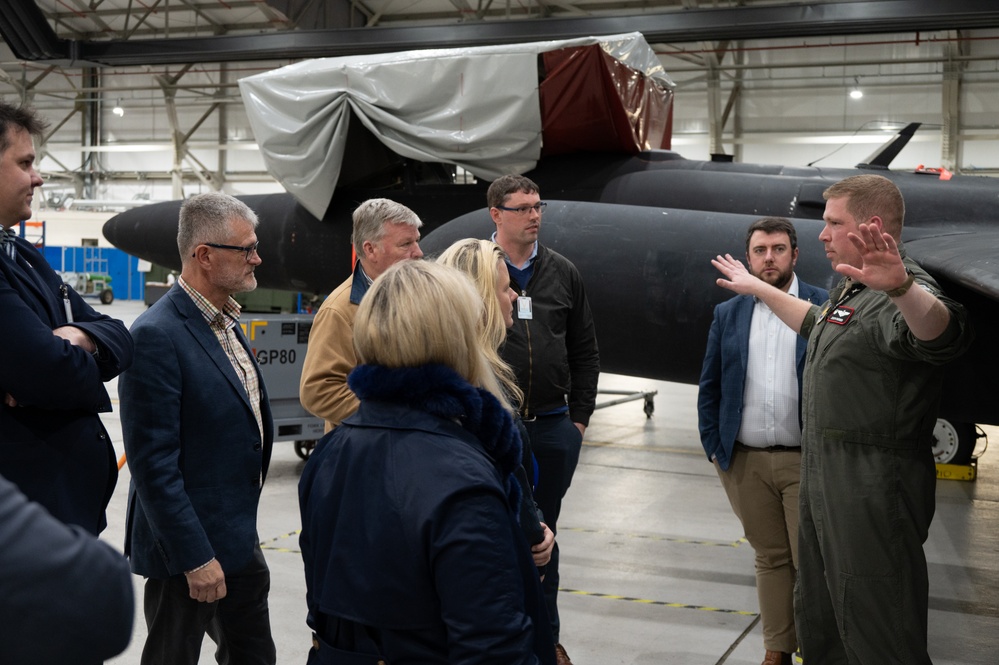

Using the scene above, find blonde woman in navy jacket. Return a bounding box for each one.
[299,260,554,665]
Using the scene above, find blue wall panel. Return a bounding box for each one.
[42,246,145,301]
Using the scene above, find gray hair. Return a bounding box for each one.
[177,192,259,261]
[351,198,422,256]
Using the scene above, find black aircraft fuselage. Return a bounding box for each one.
[103,148,999,432]
[103,149,995,294]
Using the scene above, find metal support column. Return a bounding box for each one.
[940,30,967,173]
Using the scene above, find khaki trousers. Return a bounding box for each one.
[716,445,801,653]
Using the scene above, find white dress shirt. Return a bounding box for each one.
[736,274,802,448]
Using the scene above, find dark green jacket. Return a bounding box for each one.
[799,252,973,450]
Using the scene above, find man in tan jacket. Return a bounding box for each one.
[300,199,423,431]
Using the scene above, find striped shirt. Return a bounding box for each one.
[178,277,264,443]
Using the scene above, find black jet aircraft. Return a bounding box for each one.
[103,125,999,464]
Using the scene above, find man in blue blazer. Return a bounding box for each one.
[698,217,827,665]
[120,192,276,664]
[0,101,133,536]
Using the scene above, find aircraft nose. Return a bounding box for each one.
[103,201,186,272]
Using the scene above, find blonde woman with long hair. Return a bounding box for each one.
[437,238,555,576]
[438,239,521,405]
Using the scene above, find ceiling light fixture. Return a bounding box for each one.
[112,99,125,117]
[849,77,863,100]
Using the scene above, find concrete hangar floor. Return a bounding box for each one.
[96,301,998,664]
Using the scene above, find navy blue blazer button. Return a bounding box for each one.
[253,443,262,451]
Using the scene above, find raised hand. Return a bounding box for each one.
[711,253,761,296]
[836,223,909,291]
[711,252,812,335]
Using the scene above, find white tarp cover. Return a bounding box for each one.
[238,32,672,219]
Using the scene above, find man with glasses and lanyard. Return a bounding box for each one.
[120,191,276,665]
[488,175,600,665]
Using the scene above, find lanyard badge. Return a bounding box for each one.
[517,295,533,320]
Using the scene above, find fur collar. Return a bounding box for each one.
[348,363,523,513]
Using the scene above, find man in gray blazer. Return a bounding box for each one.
[120,192,275,665]
[698,217,827,665]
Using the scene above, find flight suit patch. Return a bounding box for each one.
[827,305,855,325]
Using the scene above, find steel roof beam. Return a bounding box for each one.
[3,0,999,66]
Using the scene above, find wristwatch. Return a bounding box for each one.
[885,269,915,298]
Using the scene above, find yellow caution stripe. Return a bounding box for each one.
[260,529,302,553]
[583,439,702,456]
[560,588,758,615]
[259,527,746,553]
[560,526,746,548]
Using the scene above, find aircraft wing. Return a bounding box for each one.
[904,231,999,301]
[902,230,999,430]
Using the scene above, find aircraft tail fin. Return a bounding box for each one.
[856,123,922,170]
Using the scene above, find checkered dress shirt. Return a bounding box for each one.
[178,277,264,442]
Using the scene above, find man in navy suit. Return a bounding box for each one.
[120,192,276,664]
[698,217,827,665]
[0,101,133,535]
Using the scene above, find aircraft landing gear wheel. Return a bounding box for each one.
[294,440,316,460]
[932,419,977,465]
[100,289,114,305]
[643,396,655,419]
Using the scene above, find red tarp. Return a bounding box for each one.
[539,44,673,156]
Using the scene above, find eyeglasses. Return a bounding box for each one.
[204,241,259,262]
[495,202,547,215]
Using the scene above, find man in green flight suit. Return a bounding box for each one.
[711,174,973,664]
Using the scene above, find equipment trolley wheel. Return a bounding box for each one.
[932,419,978,466]
[294,439,317,460]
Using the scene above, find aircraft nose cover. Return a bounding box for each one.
[237,32,673,220]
